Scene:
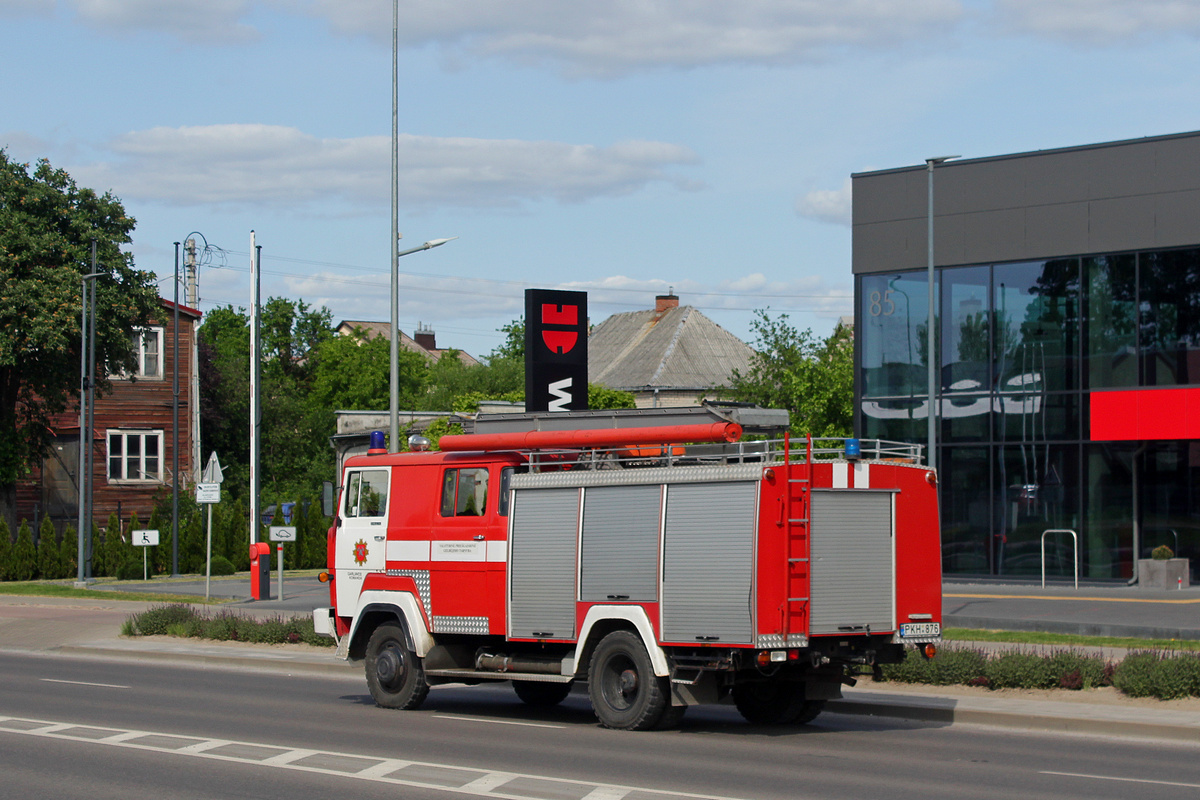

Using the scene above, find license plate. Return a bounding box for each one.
[900,622,940,637]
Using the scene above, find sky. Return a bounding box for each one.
[5,1,1200,358]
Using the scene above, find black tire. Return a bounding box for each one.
[792,699,826,725]
[588,630,670,730]
[732,680,807,725]
[364,622,429,710]
[655,703,687,730]
[513,680,573,707]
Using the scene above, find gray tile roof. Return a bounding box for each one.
[588,305,754,391]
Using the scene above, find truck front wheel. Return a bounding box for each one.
[588,630,670,730]
[365,622,429,710]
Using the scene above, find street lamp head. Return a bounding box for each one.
[926,155,961,168]
[424,236,458,249]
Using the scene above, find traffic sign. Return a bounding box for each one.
[269,526,297,542]
[201,451,224,484]
[195,483,221,504]
[132,529,160,547]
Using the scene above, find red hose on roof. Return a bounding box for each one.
[437,421,743,452]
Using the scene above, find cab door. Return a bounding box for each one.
[429,464,506,632]
[334,467,390,612]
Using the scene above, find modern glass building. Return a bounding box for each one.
[852,132,1200,583]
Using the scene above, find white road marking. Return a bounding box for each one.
[41,679,130,689]
[1042,771,1200,789]
[432,714,565,729]
[0,715,749,800]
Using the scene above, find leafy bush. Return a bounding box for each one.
[882,646,1115,692]
[880,646,987,685]
[115,556,146,581]
[208,555,236,576]
[986,651,1056,689]
[1152,544,1175,560]
[128,604,201,635]
[1114,651,1200,700]
[125,605,333,647]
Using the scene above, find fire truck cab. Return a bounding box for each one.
[314,406,941,730]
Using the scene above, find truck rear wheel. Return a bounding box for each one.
[733,681,809,725]
[588,630,670,731]
[513,680,572,707]
[365,622,429,710]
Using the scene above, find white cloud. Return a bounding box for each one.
[994,0,1200,44]
[70,0,259,42]
[306,0,965,75]
[70,123,701,210]
[796,178,852,226]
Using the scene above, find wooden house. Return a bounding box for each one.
[15,298,202,533]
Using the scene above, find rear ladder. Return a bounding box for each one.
[781,433,813,645]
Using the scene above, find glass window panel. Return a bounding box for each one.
[859,397,926,442]
[859,273,930,399]
[993,259,1079,394]
[994,444,1079,578]
[995,391,1079,442]
[941,266,990,394]
[108,434,122,480]
[126,435,141,479]
[1084,444,1136,580]
[441,470,457,516]
[1084,254,1136,388]
[939,393,990,443]
[359,469,389,517]
[455,468,488,516]
[940,447,991,575]
[143,330,161,377]
[1136,443,1200,582]
[1139,248,1200,386]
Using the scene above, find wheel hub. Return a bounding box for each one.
[618,668,639,697]
[377,646,404,684]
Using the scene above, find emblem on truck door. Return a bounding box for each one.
[354,539,369,566]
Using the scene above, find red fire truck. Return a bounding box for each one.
[313,406,941,730]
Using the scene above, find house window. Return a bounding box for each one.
[116,328,164,379]
[107,430,164,482]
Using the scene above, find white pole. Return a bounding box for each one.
[389,0,400,453]
[249,231,259,545]
[205,503,213,600]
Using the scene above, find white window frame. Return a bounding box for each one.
[107,429,165,483]
[114,327,164,380]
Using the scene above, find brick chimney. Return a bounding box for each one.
[654,292,679,318]
[414,323,436,351]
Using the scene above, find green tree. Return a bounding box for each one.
[0,152,159,526]
[59,524,77,580]
[588,383,637,410]
[10,519,37,580]
[37,516,60,579]
[730,311,854,438]
[0,517,11,580]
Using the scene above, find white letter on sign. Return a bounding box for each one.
[548,377,572,411]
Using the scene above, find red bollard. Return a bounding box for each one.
[249,542,272,600]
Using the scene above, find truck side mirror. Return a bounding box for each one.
[322,480,336,518]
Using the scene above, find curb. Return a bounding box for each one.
[55,643,358,677]
[829,693,1200,743]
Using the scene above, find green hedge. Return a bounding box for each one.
[880,645,1200,699]
[124,604,333,647]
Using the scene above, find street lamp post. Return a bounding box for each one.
[389,236,457,452]
[76,246,103,585]
[925,155,959,474]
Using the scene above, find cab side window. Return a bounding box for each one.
[344,469,389,518]
[441,468,489,516]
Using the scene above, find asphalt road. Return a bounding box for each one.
[2,651,1199,800]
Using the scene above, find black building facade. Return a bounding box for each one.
[852,132,1200,582]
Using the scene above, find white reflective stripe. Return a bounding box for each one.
[854,462,871,487]
[832,463,849,489]
[387,540,508,562]
[387,540,430,562]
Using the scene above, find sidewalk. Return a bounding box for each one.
[1,579,1198,742]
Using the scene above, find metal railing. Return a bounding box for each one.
[524,438,926,473]
[1041,528,1079,589]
